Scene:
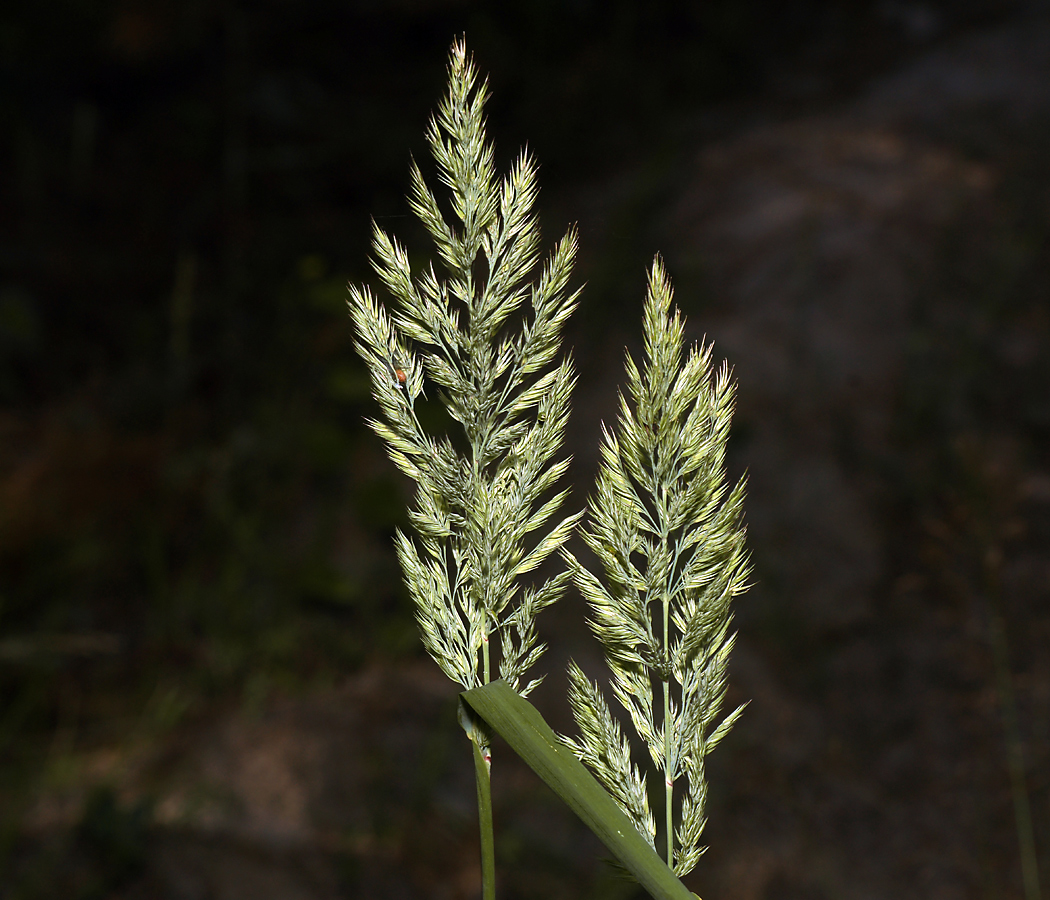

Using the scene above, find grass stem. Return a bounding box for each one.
[471,734,496,900]
[664,677,673,869]
[663,592,674,870]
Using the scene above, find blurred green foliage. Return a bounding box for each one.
[2,786,153,900]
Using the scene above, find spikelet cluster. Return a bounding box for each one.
[349,40,581,699]
[563,258,750,877]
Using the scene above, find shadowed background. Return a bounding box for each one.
[1,1,1048,898]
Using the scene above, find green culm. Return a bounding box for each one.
[350,37,748,900]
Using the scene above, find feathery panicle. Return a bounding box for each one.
[565,256,750,876]
[349,38,581,700]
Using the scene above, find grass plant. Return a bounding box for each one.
[350,38,747,900]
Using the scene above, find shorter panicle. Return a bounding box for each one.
[564,256,750,877]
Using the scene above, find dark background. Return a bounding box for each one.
[2,1,1048,898]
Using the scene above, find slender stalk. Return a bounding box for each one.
[483,616,491,685]
[660,487,674,870]
[663,678,673,869]
[479,612,495,898]
[471,733,496,900]
[663,593,673,869]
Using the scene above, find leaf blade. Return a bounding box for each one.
[461,680,697,900]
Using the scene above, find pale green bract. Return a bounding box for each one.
[563,258,751,878]
[348,39,582,701]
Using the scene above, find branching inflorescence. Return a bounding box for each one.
[349,39,581,711]
[563,258,751,878]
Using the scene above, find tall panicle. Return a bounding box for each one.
[349,37,581,702]
[349,39,584,900]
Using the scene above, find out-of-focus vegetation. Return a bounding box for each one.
[0,0,1029,895]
